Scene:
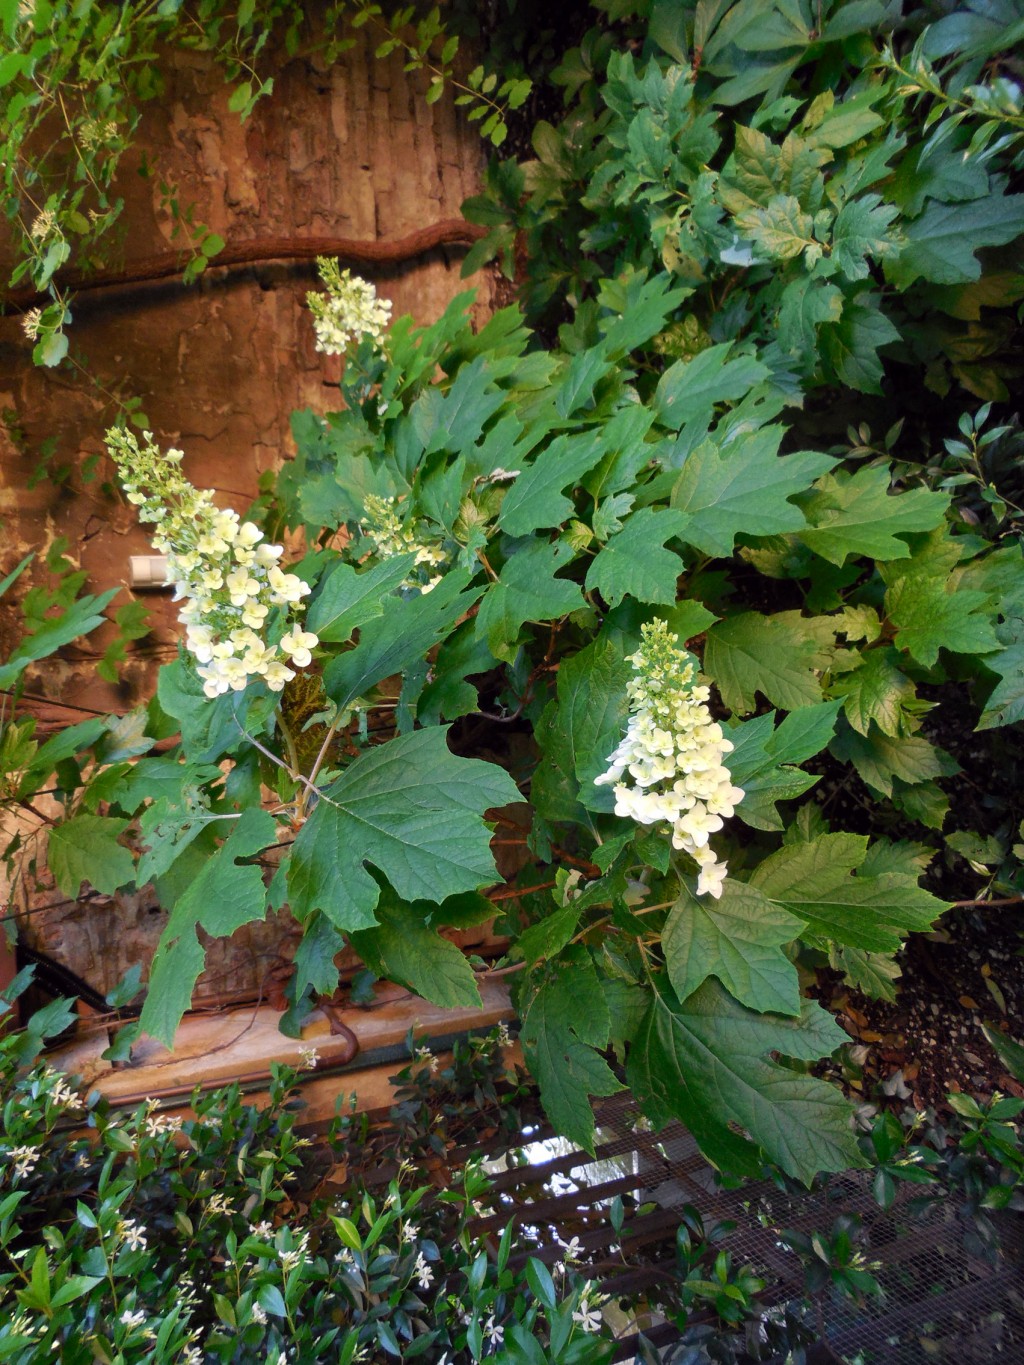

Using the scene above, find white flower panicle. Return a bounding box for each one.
[307,257,392,356]
[595,619,744,898]
[361,493,448,593]
[106,428,318,699]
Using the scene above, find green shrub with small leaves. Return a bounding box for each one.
[0,983,618,1364]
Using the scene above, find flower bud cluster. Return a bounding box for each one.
[595,619,744,898]
[106,428,318,698]
[361,493,448,593]
[306,257,392,356]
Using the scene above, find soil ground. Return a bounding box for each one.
[818,903,1024,1112]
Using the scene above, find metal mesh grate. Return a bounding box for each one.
[450,1091,1024,1363]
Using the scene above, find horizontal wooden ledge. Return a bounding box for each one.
[50,978,514,1117]
[3,219,488,313]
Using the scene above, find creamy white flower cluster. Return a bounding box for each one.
[594,619,744,898]
[361,493,448,593]
[306,256,392,356]
[29,208,57,241]
[106,428,318,698]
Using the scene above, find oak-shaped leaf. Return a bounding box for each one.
[519,958,623,1153]
[704,611,831,714]
[349,886,482,1009]
[670,427,834,559]
[663,879,804,1016]
[48,814,136,899]
[287,727,520,934]
[476,539,583,660]
[628,977,863,1183]
[139,808,277,1046]
[585,507,688,607]
[725,700,841,830]
[798,466,948,566]
[748,832,946,953]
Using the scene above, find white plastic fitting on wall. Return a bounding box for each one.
[129,555,171,589]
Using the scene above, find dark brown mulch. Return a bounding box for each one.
[819,903,1024,1112]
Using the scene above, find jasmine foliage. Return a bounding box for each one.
[0,986,616,1363]
[11,0,1024,1188]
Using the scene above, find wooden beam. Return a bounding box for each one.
[50,979,514,1120]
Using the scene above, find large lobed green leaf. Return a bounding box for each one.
[287,728,520,933]
[628,978,864,1184]
[48,814,136,899]
[350,887,482,1010]
[670,427,834,559]
[663,879,804,1016]
[139,808,277,1046]
[704,611,832,713]
[798,466,949,566]
[748,832,947,953]
[725,700,842,830]
[519,958,623,1153]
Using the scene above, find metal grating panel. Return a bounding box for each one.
[470,1094,1024,1362]
[353,1088,1024,1361]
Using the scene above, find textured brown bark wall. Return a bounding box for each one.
[0,19,491,716]
[0,18,494,1000]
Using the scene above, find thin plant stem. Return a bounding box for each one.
[275,708,302,781]
[296,714,344,820]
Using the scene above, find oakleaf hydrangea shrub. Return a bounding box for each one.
[17,1,1024,1192]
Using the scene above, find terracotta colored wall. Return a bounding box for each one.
[0,19,491,716]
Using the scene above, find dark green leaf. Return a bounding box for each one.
[887,195,1024,289]
[323,568,484,710]
[628,979,862,1183]
[663,879,804,1014]
[307,555,417,642]
[287,728,519,931]
[654,344,768,430]
[748,832,946,953]
[48,815,135,898]
[498,432,606,536]
[726,700,841,830]
[350,888,481,1008]
[140,810,276,1045]
[585,508,688,607]
[476,539,583,659]
[670,428,834,557]
[704,611,830,713]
